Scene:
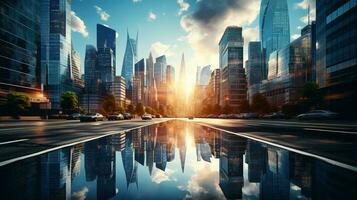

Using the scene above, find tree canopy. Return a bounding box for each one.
[60,91,79,114]
[6,92,30,117]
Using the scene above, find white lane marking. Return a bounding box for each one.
[0,119,170,167]
[0,139,29,145]
[304,128,357,135]
[195,122,357,172]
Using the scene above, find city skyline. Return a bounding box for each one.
[71,0,314,78]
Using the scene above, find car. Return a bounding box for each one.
[142,114,152,120]
[108,113,124,120]
[297,110,339,120]
[123,113,133,120]
[188,116,194,120]
[80,113,104,122]
[241,113,259,119]
[263,112,287,119]
[155,114,162,118]
[67,113,81,120]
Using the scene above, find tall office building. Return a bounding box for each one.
[247,42,263,86]
[0,0,49,107]
[154,62,163,85]
[219,26,247,108]
[84,45,97,93]
[113,76,126,107]
[156,55,167,84]
[199,65,212,86]
[121,31,138,91]
[96,24,116,94]
[316,0,357,114]
[41,0,72,109]
[259,0,290,79]
[196,66,201,85]
[71,48,84,94]
[166,65,175,86]
[133,59,146,104]
[146,53,154,87]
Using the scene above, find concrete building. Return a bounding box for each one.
[113,76,126,107]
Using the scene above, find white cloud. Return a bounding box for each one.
[177,35,187,42]
[178,0,190,16]
[291,34,300,40]
[71,187,89,200]
[148,11,157,21]
[94,5,110,21]
[116,32,119,39]
[150,42,176,58]
[133,0,142,2]
[71,11,89,38]
[151,168,175,184]
[180,0,260,69]
[295,0,316,24]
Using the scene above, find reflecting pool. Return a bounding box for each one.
[1,121,357,199]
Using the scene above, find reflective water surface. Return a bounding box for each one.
[1,121,357,200]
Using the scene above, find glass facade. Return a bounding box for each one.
[260,0,290,79]
[156,55,167,83]
[97,24,116,75]
[247,42,263,86]
[199,65,211,86]
[41,0,72,109]
[219,26,247,108]
[316,0,357,114]
[121,31,138,90]
[0,0,42,103]
[84,45,97,93]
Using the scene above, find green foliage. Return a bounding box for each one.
[116,105,125,114]
[102,94,116,114]
[251,93,270,114]
[127,104,135,114]
[61,91,79,114]
[301,82,324,109]
[6,92,31,117]
[136,103,145,115]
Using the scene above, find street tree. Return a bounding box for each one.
[127,104,135,114]
[136,103,145,115]
[6,92,31,118]
[102,94,116,114]
[61,91,79,114]
[251,93,270,114]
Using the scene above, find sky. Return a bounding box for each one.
[71,0,315,79]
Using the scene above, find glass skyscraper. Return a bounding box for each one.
[0,0,44,104]
[84,45,97,93]
[199,65,212,86]
[41,0,72,109]
[156,55,167,84]
[121,31,138,90]
[259,0,290,79]
[316,0,357,114]
[219,26,247,108]
[97,24,116,76]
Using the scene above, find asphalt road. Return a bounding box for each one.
[0,119,169,166]
[1,118,357,169]
[188,118,357,168]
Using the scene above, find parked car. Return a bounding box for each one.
[188,116,194,120]
[67,113,81,120]
[297,110,339,120]
[108,113,124,120]
[263,112,287,119]
[241,113,259,119]
[80,113,104,122]
[142,114,152,120]
[155,114,162,118]
[123,113,133,120]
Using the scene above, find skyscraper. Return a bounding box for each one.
[260,0,290,79]
[133,59,146,104]
[71,47,84,94]
[146,53,154,87]
[96,24,116,94]
[121,31,138,90]
[0,0,48,106]
[219,26,247,109]
[156,55,167,84]
[113,76,126,107]
[166,65,175,86]
[247,42,263,86]
[84,45,97,93]
[199,65,212,86]
[316,0,357,114]
[41,0,72,109]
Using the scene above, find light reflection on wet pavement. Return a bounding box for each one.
[1,121,356,199]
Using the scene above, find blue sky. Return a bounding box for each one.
[71,0,314,77]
